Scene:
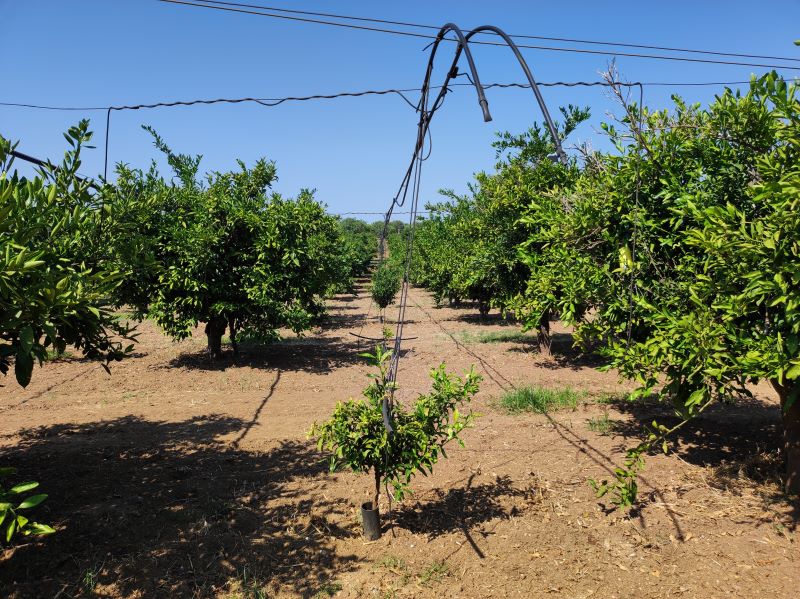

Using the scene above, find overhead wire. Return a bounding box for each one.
[186,0,800,65]
[157,0,800,72]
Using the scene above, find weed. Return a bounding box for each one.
[587,412,617,434]
[312,581,343,598]
[498,385,583,414]
[80,563,103,596]
[379,555,407,571]
[595,392,627,405]
[459,330,532,344]
[45,348,74,361]
[227,566,269,599]
[418,560,449,586]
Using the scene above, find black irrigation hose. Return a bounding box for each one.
[378,23,572,439]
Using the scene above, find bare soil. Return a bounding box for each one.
[1,282,797,598]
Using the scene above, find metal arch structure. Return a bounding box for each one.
[466,25,568,165]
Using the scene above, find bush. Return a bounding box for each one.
[370,264,402,321]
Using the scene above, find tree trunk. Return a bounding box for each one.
[773,380,800,494]
[373,467,381,513]
[227,316,239,356]
[478,302,490,318]
[538,310,552,356]
[205,316,227,360]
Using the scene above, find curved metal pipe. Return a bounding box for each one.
[466,25,568,164]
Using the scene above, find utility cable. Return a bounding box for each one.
[158,0,800,71]
[187,0,800,64]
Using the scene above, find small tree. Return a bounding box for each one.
[370,264,401,323]
[310,346,481,517]
[113,128,350,358]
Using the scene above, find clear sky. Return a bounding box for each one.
[2,0,799,216]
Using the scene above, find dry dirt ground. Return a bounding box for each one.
[1,282,798,598]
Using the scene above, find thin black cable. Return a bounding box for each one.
[158,0,800,71]
[189,0,800,64]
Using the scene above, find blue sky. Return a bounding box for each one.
[2,0,799,216]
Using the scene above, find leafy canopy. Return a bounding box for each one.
[0,121,136,387]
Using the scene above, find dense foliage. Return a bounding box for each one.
[338,218,377,281]
[0,121,136,388]
[310,346,481,511]
[514,73,800,498]
[370,263,401,322]
[109,127,360,357]
[401,106,589,338]
[402,73,800,499]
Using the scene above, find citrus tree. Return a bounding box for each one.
[310,346,481,514]
[338,218,377,281]
[0,121,136,388]
[370,263,401,323]
[1,121,141,544]
[114,128,352,358]
[514,73,800,498]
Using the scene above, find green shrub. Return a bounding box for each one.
[370,264,402,321]
[310,346,481,512]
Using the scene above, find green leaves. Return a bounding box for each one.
[370,264,402,311]
[14,351,33,388]
[310,348,482,503]
[1,123,138,387]
[114,134,351,346]
[0,468,54,545]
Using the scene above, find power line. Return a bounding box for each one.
[0,79,759,113]
[190,0,800,65]
[157,0,800,72]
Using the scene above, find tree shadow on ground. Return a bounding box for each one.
[446,312,519,326]
[392,475,544,558]
[0,416,358,598]
[607,396,798,520]
[166,336,367,374]
[508,332,607,371]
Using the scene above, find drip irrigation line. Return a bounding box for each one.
[188,0,800,64]
[159,0,800,72]
[333,211,432,216]
[1,79,769,113]
[8,149,100,190]
[349,333,418,342]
